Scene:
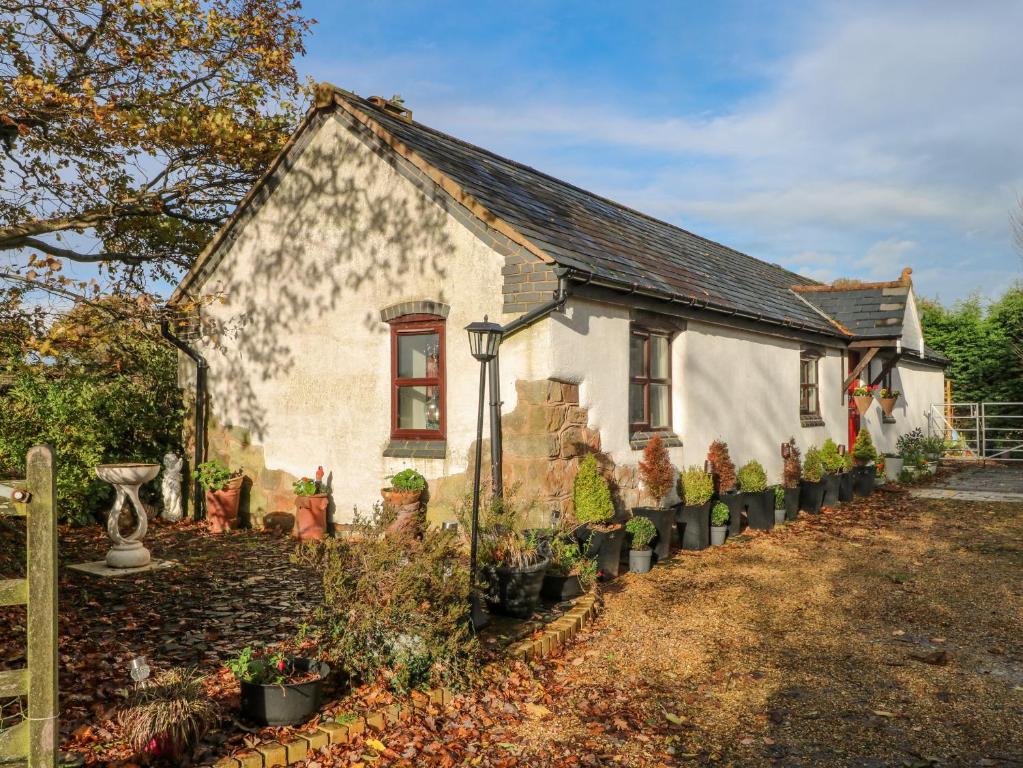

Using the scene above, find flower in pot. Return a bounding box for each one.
[541,535,598,602]
[633,435,676,563]
[625,515,657,574]
[383,467,427,507]
[227,646,330,727]
[852,427,878,496]
[878,387,900,416]
[737,459,773,530]
[193,459,244,533]
[851,384,877,415]
[875,456,887,484]
[293,467,329,541]
[707,439,743,536]
[799,446,826,513]
[485,527,550,618]
[572,454,625,580]
[676,465,714,550]
[773,486,786,526]
[116,666,219,761]
[781,438,802,520]
[819,439,845,508]
[709,501,729,546]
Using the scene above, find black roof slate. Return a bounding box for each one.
[798,286,909,338]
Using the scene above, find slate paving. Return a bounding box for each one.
[910,463,1023,502]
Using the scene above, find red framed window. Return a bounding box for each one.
[629,327,672,431]
[800,354,820,416]
[389,314,445,439]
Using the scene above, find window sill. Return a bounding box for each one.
[383,439,447,459]
[630,430,682,450]
[800,415,826,428]
[882,415,897,424]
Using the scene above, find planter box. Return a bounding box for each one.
[783,487,800,521]
[745,489,775,530]
[487,558,550,618]
[838,472,855,502]
[675,502,711,551]
[851,464,875,496]
[799,479,825,514]
[575,523,626,580]
[240,659,330,726]
[631,507,674,563]
[884,456,904,481]
[822,473,841,508]
[629,548,653,574]
[710,525,728,546]
[721,492,747,537]
[540,572,582,602]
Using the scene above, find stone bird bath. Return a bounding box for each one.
[95,463,161,568]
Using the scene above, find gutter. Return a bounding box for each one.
[160,315,208,521]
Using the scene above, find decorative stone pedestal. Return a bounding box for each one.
[94,463,161,569]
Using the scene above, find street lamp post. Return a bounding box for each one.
[464,316,504,630]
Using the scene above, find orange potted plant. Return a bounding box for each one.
[293,466,329,541]
[382,468,426,507]
[194,459,244,533]
[878,387,900,416]
[852,384,876,415]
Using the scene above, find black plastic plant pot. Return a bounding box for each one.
[852,466,876,497]
[783,487,800,521]
[838,472,854,502]
[632,507,674,563]
[575,523,626,580]
[239,659,331,727]
[721,492,746,537]
[799,480,825,514]
[487,558,550,619]
[746,490,775,530]
[541,572,583,602]
[822,474,841,507]
[676,502,711,550]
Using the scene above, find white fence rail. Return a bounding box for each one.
[928,402,1023,462]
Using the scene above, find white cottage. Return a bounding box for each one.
[168,85,947,525]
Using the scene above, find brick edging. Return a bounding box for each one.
[213,594,599,768]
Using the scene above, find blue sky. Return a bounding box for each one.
[299,0,1022,303]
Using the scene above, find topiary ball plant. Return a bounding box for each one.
[736,460,767,493]
[710,501,730,527]
[638,435,675,507]
[625,515,657,551]
[819,439,844,474]
[853,427,878,466]
[573,454,615,525]
[707,439,737,493]
[678,466,714,506]
[803,446,824,483]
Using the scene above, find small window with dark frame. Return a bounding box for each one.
[799,354,820,416]
[389,314,445,439]
[629,327,672,432]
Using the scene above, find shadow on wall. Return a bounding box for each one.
[195,112,458,441]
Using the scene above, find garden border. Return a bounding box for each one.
[212,594,598,768]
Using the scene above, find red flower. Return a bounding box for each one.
[277,658,285,671]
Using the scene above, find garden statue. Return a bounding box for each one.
[161,452,184,522]
[95,463,161,568]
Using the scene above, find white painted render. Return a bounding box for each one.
[860,353,946,455]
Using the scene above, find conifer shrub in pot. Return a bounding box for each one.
[541,535,597,602]
[781,438,802,520]
[819,439,844,507]
[799,446,826,513]
[625,516,657,574]
[676,465,714,550]
[573,454,626,580]
[293,466,329,541]
[631,435,677,563]
[193,459,244,533]
[709,501,729,546]
[852,427,878,496]
[228,647,330,727]
[708,439,743,536]
[737,459,773,529]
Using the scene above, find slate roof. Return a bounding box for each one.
[340,92,846,338]
[794,285,910,339]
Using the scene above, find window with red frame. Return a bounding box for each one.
[389,315,445,439]
[629,326,672,431]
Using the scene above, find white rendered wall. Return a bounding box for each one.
[859,354,946,455]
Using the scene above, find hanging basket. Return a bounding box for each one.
[879,396,898,416]
[853,394,874,415]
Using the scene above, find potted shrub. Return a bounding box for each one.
[799,446,826,513]
[852,427,878,496]
[896,428,925,480]
[676,465,714,550]
[737,459,772,529]
[193,459,244,533]
[632,435,676,563]
[773,486,786,526]
[852,384,876,415]
[922,435,944,472]
[710,501,729,546]
[819,439,846,507]
[293,466,329,541]
[838,452,855,501]
[572,454,626,580]
[875,457,887,486]
[884,451,904,481]
[382,467,427,507]
[878,387,900,417]
[486,528,550,618]
[116,666,219,761]
[625,516,657,574]
[228,646,330,727]
[781,438,801,521]
[708,440,743,536]
[541,535,597,601]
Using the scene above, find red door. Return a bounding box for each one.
[847,351,861,449]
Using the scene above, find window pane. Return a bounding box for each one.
[649,383,670,429]
[629,383,646,424]
[398,332,440,378]
[397,385,441,431]
[800,358,817,386]
[629,334,646,377]
[649,335,669,379]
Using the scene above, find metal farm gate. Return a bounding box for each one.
[929,402,1023,462]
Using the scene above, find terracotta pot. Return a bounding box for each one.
[206,476,243,533]
[294,493,329,541]
[381,487,422,507]
[853,394,874,415]
[879,396,898,416]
